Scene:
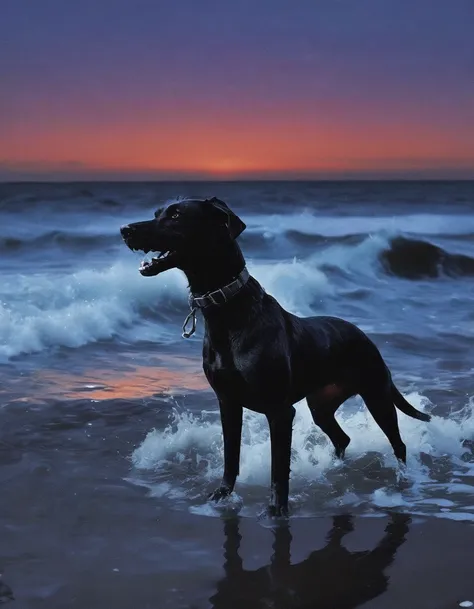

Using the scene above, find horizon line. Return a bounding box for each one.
[2,176,474,184]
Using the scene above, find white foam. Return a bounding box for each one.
[189,493,244,517]
[435,512,474,522]
[0,259,188,360]
[131,392,474,519]
[246,212,474,238]
[8,208,474,244]
[1,209,149,241]
[0,246,341,358]
[371,489,405,508]
[248,259,332,316]
[416,498,455,507]
[309,233,388,278]
[1,209,472,359]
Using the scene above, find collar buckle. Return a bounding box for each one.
[207,288,227,306]
[190,267,249,310]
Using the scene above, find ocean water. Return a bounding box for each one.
[1,181,474,606]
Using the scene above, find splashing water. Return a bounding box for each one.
[130,392,474,520]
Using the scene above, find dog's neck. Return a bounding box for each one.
[181,240,262,337]
[182,240,247,296]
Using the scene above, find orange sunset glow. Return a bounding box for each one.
[4,116,474,178]
[35,360,209,402]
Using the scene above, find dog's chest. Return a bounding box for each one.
[203,347,248,382]
[202,336,290,409]
[203,340,258,396]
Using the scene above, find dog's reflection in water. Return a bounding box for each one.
[210,513,410,609]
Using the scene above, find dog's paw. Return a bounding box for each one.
[208,486,232,502]
[204,491,243,516]
[258,504,290,522]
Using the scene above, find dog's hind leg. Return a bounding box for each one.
[307,389,351,459]
[360,390,407,463]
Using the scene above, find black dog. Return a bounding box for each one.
[120,197,430,517]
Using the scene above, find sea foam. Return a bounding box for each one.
[130,392,474,521]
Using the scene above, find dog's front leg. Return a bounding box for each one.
[266,406,295,518]
[209,399,243,502]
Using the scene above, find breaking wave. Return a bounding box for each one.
[380,236,474,279]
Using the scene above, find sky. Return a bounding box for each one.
[1,0,474,181]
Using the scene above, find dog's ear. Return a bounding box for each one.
[207,197,246,239]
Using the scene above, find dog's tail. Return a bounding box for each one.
[391,383,431,422]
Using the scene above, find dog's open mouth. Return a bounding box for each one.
[139,250,177,276]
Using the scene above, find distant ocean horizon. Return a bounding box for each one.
[2,169,474,183]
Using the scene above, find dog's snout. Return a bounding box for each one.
[120,224,134,238]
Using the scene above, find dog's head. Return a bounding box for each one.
[120,197,246,276]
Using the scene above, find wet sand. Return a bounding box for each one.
[1,462,474,609]
[0,361,473,608]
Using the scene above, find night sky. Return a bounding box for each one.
[1,0,474,180]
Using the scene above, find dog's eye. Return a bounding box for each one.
[171,212,180,219]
